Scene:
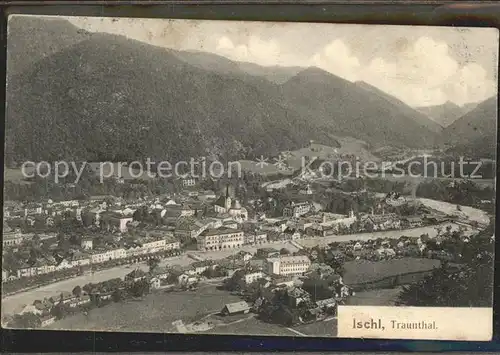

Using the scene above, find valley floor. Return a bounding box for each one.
[43,284,402,337]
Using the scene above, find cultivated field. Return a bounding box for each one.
[86,162,156,181]
[345,287,403,306]
[44,280,338,337]
[202,316,299,336]
[285,139,381,168]
[293,318,338,337]
[238,160,295,177]
[342,258,441,285]
[201,314,338,337]
[4,168,33,185]
[46,284,241,333]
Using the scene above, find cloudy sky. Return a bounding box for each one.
[65,17,499,107]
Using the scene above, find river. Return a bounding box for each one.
[2,198,490,317]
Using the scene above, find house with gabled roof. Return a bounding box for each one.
[220,301,251,316]
[125,268,148,282]
[40,315,57,327]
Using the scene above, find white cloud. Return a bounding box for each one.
[309,39,361,81]
[66,16,496,107]
[443,63,497,106]
[355,36,494,106]
[214,35,282,66]
[216,36,248,60]
[216,36,234,51]
[212,34,495,106]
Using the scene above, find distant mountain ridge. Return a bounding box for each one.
[355,81,444,133]
[416,101,472,127]
[5,33,335,163]
[443,97,497,144]
[238,62,304,84]
[170,50,304,84]
[443,97,497,159]
[279,68,442,148]
[6,17,495,164]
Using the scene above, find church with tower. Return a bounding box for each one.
[213,185,248,222]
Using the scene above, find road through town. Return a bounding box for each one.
[1,255,194,317]
[2,198,489,318]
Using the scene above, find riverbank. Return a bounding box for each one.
[298,222,473,248]
[3,197,489,317]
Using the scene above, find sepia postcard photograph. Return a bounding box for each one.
[2,15,497,341]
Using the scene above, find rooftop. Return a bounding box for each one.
[365,213,398,223]
[126,269,148,279]
[223,301,250,313]
[202,227,243,236]
[267,255,311,264]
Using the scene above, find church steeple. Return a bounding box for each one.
[224,184,232,211]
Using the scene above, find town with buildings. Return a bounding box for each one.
[3,15,496,338]
[2,166,493,335]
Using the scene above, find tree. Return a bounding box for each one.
[81,212,95,227]
[69,234,82,246]
[51,303,69,320]
[127,279,150,297]
[8,313,41,329]
[31,234,41,248]
[364,222,374,232]
[72,285,82,298]
[133,206,149,222]
[112,289,124,302]
[325,256,345,276]
[147,257,160,274]
[301,277,333,302]
[398,220,494,307]
[309,204,317,214]
[280,248,290,255]
[82,283,95,294]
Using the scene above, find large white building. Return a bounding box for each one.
[90,249,116,264]
[267,255,311,276]
[142,238,167,254]
[243,271,266,284]
[3,232,23,248]
[283,202,312,218]
[100,212,134,233]
[112,248,127,259]
[3,225,23,248]
[197,227,244,251]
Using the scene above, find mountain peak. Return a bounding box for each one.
[7,17,88,75]
[443,96,497,144]
[285,67,351,90]
[443,97,497,158]
[442,100,461,109]
[293,66,334,79]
